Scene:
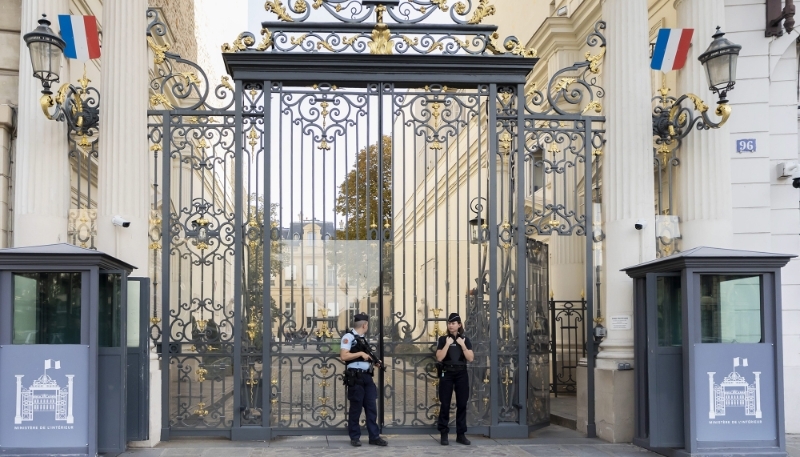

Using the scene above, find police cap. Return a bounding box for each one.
[447,313,461,323]
[354,312,369,322]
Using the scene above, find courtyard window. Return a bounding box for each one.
[284,265,296,286]
[305,264,318,286]
[326,265,337,286]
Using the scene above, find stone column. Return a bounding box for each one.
[96,0,159,448]
[13,0,70,247]
[675,0,733,251]
[600,0,655,367]
[596,0,655,443]
[0,105,13,248]
[675,0,733,249]
[549,233,584,299]
[96,0,150,273]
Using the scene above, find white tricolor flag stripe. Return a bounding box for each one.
[651,28,693,73]
[58,15,101,61]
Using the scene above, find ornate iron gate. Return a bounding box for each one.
[549,298,587,396]
[146,2,605,440]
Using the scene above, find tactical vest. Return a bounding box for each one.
[345,331,371,367]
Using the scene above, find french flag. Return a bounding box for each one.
[58,15,100,61]
[651,28,693,73]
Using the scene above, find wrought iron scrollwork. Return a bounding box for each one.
[522,21,606,237]
[41,69,101,134]
[525,21,606,116]
[147,8,235,112]
[652,88,731,149]
[256,0,496,25]
[221,0,535,57]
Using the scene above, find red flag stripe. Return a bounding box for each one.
[83,16,101,60]
[672,28,694,71]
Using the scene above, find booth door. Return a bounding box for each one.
[126,278,150,442]
[646,273,684,448]
[98,272,127,454]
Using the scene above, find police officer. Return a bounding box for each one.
[435,312,474,445]
[340,313,388,447]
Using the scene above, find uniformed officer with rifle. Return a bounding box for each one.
[340,312,388,447]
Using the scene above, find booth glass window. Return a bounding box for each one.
[99,273,122,347]
[700,274,762,343]
[657,275,682,347]
[12,272,82,344]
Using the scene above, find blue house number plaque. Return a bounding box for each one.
[736,139,756,153]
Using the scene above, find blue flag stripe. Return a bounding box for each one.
[58,15,77,59]
[650,28,670,71]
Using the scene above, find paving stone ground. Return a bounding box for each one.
[789,434,800,457]
[122,427,800,457]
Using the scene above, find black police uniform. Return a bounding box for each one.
[436,322,472,441]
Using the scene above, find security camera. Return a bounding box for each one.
[778,162,800,188]
[634,219,648,230]
[112,215,131,228]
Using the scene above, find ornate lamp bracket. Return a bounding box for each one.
[652,79,731,149]
[40,65,101,135]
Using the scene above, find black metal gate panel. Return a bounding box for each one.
[146,3,606,439]
[549,299,587,395]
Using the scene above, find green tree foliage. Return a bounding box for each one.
[327,136,392,294]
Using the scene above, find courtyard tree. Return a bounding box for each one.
[327,136,392,297]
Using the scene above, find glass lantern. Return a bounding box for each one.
[697,27,742,104]
[23,14,66,93]
[468,216,487,245]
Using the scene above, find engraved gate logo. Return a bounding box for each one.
[707,357,762,420]
[14,359,75,425]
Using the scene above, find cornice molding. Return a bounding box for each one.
[525,0,602,85]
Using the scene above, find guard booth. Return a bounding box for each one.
[624,247,794,457]
[0,244,145,456]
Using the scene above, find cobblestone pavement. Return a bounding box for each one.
[124,425,664,457]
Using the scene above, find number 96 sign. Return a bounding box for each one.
[736,139,756,153]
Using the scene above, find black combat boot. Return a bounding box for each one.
[440,432,449,445]
[456,434,471,445]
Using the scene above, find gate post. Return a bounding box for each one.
[260,78,273,439]
[515,82,528,429]
[159,114,171,443]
